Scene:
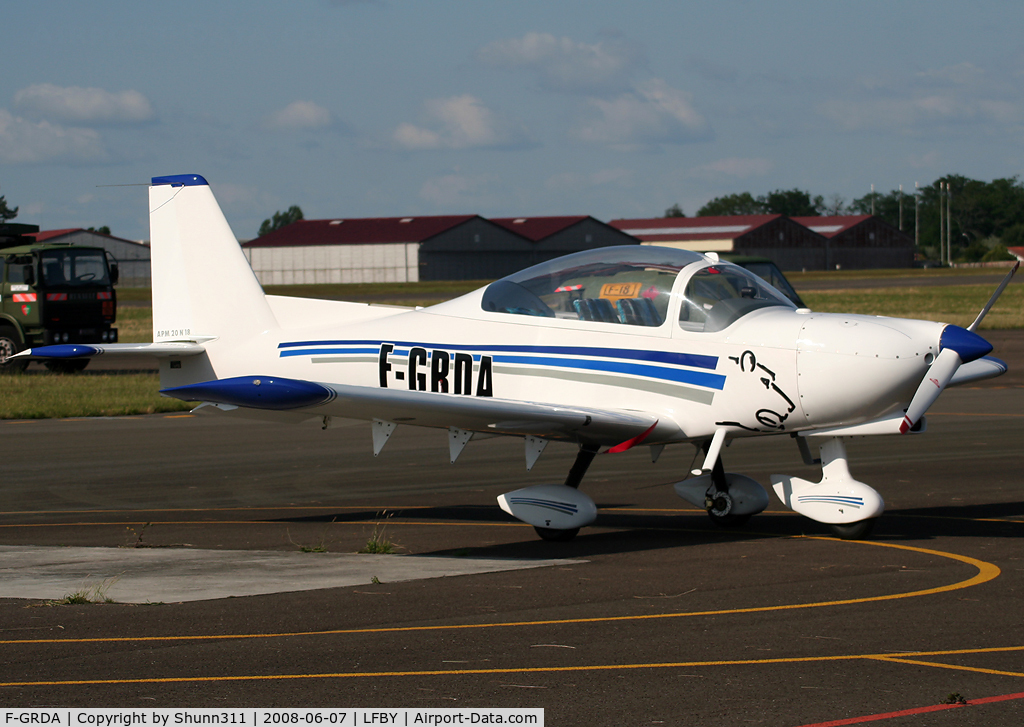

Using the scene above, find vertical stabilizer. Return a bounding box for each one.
[149,175,277,346]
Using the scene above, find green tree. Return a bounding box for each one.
[850,188,911,233]
[663,203,685,218]
[0,189,17,222]
[761,188,824,216]
[258,205,304,237]
[697,188,823,217]
[87,226,111,235]
[696,192,763,216]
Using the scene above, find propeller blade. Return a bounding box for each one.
[900,324,993,434]
[968,260,1019,332]
[900,347,961,433]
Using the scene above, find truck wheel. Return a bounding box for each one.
[0,327,29,373]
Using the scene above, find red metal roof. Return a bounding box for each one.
[489,216,590,242]
[608,215,782,242]
[791,215,872,238]
[27,228,144,245]
[27,228,83,242]
[243,216,479,248]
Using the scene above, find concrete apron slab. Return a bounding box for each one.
[0,546,583,603]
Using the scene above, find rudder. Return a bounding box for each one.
[149,174,277,347]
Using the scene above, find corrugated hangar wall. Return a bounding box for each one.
[244,243,420,285]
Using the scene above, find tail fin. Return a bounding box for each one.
[149,174,277,347]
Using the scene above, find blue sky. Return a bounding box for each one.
[2,0,1023,241]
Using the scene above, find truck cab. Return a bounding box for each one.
[1,223,118,372]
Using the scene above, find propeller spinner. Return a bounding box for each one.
[899,324,993,434]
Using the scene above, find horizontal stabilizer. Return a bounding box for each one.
[15,342,207,360]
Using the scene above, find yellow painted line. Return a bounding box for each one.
[0,520,530,529]
[0,539,1000,646]
[0,505,436,515]
[3,646,1023,689]
[868,656,1024,678]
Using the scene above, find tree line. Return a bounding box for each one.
[665,176,1024,263]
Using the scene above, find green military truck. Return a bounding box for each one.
[1,223,119,372]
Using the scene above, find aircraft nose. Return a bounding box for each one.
[795,314,943,427]
[939,324,992,363]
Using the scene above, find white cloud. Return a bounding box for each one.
[693,157,773,178]
[917,62,985,86]
[575,79,710,149]
[0,109,107,164]
[817,94,1021,132]
[819,62,1023,133]
[14,84,154,125]
[478,32,643,94]
[265,101,334,131]
[393,95,531,150]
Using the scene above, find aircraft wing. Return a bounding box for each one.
[161,375,669,446]
[948,355,1007,387]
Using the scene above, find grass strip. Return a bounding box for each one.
[0,373,192,420]
[801,284,1024,329]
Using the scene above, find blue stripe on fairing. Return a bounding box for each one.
[797,496,864,506]
[508,497,578,515]
[278,339,717,370]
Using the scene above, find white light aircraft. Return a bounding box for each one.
[16,175,1019,541]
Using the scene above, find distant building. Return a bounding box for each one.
[609,215,827,270]
[791,215,914,269]
[243,214,639,285]
[27,229,152,286]
[242,216,517,285]
[490,214,638,255]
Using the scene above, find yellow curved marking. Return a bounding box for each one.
[0,539,1000,646]
[3,646,1023,689]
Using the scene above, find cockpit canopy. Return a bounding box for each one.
[480,245,795,333]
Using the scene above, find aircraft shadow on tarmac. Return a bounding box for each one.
[266,499,1022,558]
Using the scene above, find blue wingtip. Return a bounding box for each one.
[161,376,336,410]
[940,325,993,363]
[24,344,99,359]
[151,174,208,187]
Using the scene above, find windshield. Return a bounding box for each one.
[679,263,795,332]
[737,261,805,307]
[481,246,705,327]
[40,249,110,287]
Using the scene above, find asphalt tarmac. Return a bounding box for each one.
[2,345,1023,724]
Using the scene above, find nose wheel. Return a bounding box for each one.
[703,444,753,527]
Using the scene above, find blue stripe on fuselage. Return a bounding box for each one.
[278,339,717,370]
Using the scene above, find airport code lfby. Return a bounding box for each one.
[2,712,542,727]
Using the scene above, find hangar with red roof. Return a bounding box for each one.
[242,214,636,284]
[609,214,828,270]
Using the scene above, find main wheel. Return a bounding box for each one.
[0,328,28,373]
[828,518,877,540]
[534,526,580,542]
